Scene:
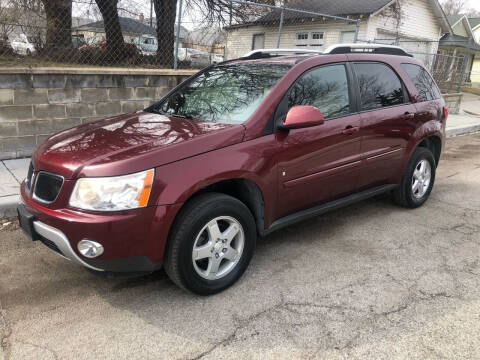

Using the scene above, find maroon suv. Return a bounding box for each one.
[18,47,447,295]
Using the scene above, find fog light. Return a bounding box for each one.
[77,240,104,258]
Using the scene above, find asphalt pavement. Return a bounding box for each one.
[1,133,480,360]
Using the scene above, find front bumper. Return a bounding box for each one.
[33,220,104,271]
[19,182,182,273]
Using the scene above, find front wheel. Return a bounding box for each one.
[393,147,436,208]
[164,193,256,295]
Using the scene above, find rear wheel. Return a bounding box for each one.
[393,147,436,208]
[164,193,256,295]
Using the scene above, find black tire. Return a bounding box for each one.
[164,193,256,295]
[393,147,436,208]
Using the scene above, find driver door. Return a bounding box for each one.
[273,63,363,219]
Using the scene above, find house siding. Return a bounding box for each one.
[452,22,468,37]
[225,0,442,60]
[472,28,480,85]
[366,0,441,54]
[225,21,367,60]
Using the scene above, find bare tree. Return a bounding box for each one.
[95,0,125,58]
[153,0,177,66]
[41,0,72,49]
[0,1,19,42]
[153,0,276,66]
[440,0,480,16]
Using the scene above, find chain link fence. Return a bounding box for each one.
[0,0,228,68]
[0,0,360,69]
[0,0,472,95]
[363,38,469,93]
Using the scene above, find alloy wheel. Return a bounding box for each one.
[191,216,245,280]
[411,159,431,199]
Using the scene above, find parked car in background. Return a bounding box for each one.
[18,45,447,295]
[72,36,87,49]
[178,47,210,68]
[210,53,224,64]
[135,37,157,55]
[10,34,35,56]
[79,38,139,58]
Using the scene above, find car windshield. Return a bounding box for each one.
[148,64,291,124]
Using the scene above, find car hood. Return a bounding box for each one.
[33,112,245,178]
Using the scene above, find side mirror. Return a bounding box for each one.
[279,105,325,130]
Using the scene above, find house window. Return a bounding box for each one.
[295,32,309,47]
[296,31,324,47]
[310,32,324,46]
[297,32,308,40]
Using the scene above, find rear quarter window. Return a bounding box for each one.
[401,63,441,102]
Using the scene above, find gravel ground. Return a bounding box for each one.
[1,133,480,360]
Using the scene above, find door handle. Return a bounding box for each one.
[402,112,415,120]
[342,126,359,135]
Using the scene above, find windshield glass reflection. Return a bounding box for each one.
[148,64,292,124]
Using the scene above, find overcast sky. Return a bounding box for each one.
[466,0,480,11]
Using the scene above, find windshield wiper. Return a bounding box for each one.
[148,108,196,120]
[170,113,194,120]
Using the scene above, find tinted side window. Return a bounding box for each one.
[354,63,405,111]
[401,63,440,101]
[286,64,350,119]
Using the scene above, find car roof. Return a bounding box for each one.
[222,54,317,66]
[222,52,419,68]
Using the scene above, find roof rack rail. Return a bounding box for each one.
[242,48,323,59]
[324,43,413,57]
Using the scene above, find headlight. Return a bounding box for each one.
[69,169,154,211]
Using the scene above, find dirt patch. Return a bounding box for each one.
[0,218,19,232]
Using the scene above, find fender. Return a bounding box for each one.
[149,134,280,228]
[393,120,444,183]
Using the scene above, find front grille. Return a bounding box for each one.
[33,171,64,203]
[25,162,34,191]
[39,236,64,256]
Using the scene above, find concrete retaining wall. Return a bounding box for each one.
[0,68,196,160]
[443,93,463,115]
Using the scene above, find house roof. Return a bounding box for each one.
[447,15,463,27]
[269,0,393,16]
[439,33,480,51]
[446,14,474,37]
[141,18,190,39]
[77,17,189,39]
[227,0,451,34]
[187,27,226,46]
[469,17,480,30]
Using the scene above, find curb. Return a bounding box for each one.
[463,109,480,117]
[446,124,480,138]
[0,195,19,218]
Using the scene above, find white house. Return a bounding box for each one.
[225,0,451,60]
[468,18,480,85]
[438,15,480,85]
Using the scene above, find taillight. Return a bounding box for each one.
[443,106,449,120]
[189,54,198,59]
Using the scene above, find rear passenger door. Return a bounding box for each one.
[352,62,417,189]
